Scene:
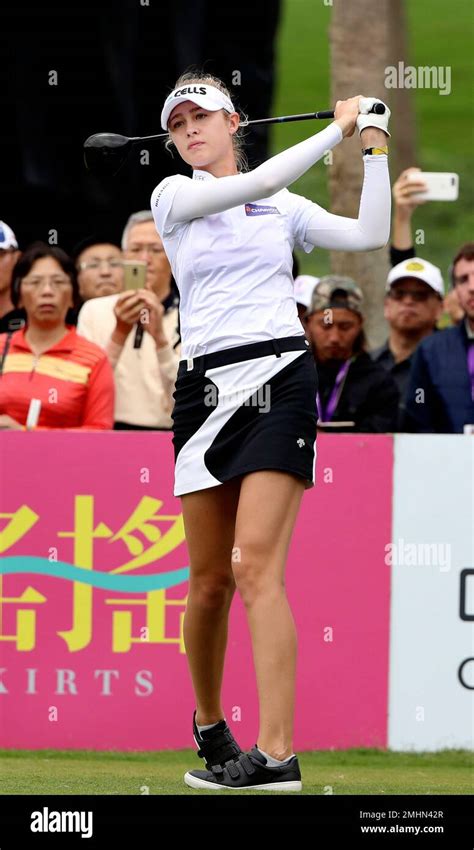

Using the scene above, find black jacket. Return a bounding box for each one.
[316,351,399,433]
[401,321,474,433]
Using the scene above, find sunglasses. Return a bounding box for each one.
[389,289,434,302]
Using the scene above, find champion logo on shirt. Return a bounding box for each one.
[244,203,280,216]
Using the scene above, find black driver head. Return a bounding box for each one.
[83,133,133,176]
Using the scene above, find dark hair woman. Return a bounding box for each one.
[0,242,114,430]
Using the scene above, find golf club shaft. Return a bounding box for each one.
[131,111,337,143]
[248,110,336,125]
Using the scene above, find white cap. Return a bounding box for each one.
[0,221,18,251]
[387,258,444,296]
[294,275,320,308]
[161,84,235,131]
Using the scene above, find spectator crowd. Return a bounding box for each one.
[0,165,473,434]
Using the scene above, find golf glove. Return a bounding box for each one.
[357,97,391,137]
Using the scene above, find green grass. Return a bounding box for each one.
[1,748,472,795]
[271,0,474,280]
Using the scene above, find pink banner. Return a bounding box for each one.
[0,433,392,751]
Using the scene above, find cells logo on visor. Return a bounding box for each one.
[245,203,280,216]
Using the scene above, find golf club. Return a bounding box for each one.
[83,103,386,176]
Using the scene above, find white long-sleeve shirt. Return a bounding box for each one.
[151,122,390,358]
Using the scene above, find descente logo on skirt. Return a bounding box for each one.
[245,203,280,216]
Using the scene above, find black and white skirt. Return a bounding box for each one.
[171,335,318,496]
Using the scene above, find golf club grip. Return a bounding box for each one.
[327,102,385,118]
[133,322,144,349]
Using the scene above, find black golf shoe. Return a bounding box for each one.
[184,745,302,791]
[192,709,242,770]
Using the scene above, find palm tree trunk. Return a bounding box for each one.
[329,0,392,347]
[389,0,418,175]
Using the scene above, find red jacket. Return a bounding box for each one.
[0,325,114,429]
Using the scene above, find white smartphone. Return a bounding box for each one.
[26,398,42,429]
[407,172,459,202]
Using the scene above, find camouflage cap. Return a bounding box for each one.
[306,275,364,317]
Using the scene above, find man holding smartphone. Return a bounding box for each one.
[388,166,464,323]
[77,211,180,430]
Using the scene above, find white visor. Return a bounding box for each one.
[0,220,18,251]
[161,84,235,131]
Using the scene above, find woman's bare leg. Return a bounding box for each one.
[232,470,305,760]
[181,476,242,726]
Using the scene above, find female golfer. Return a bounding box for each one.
[151,72,390,791]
